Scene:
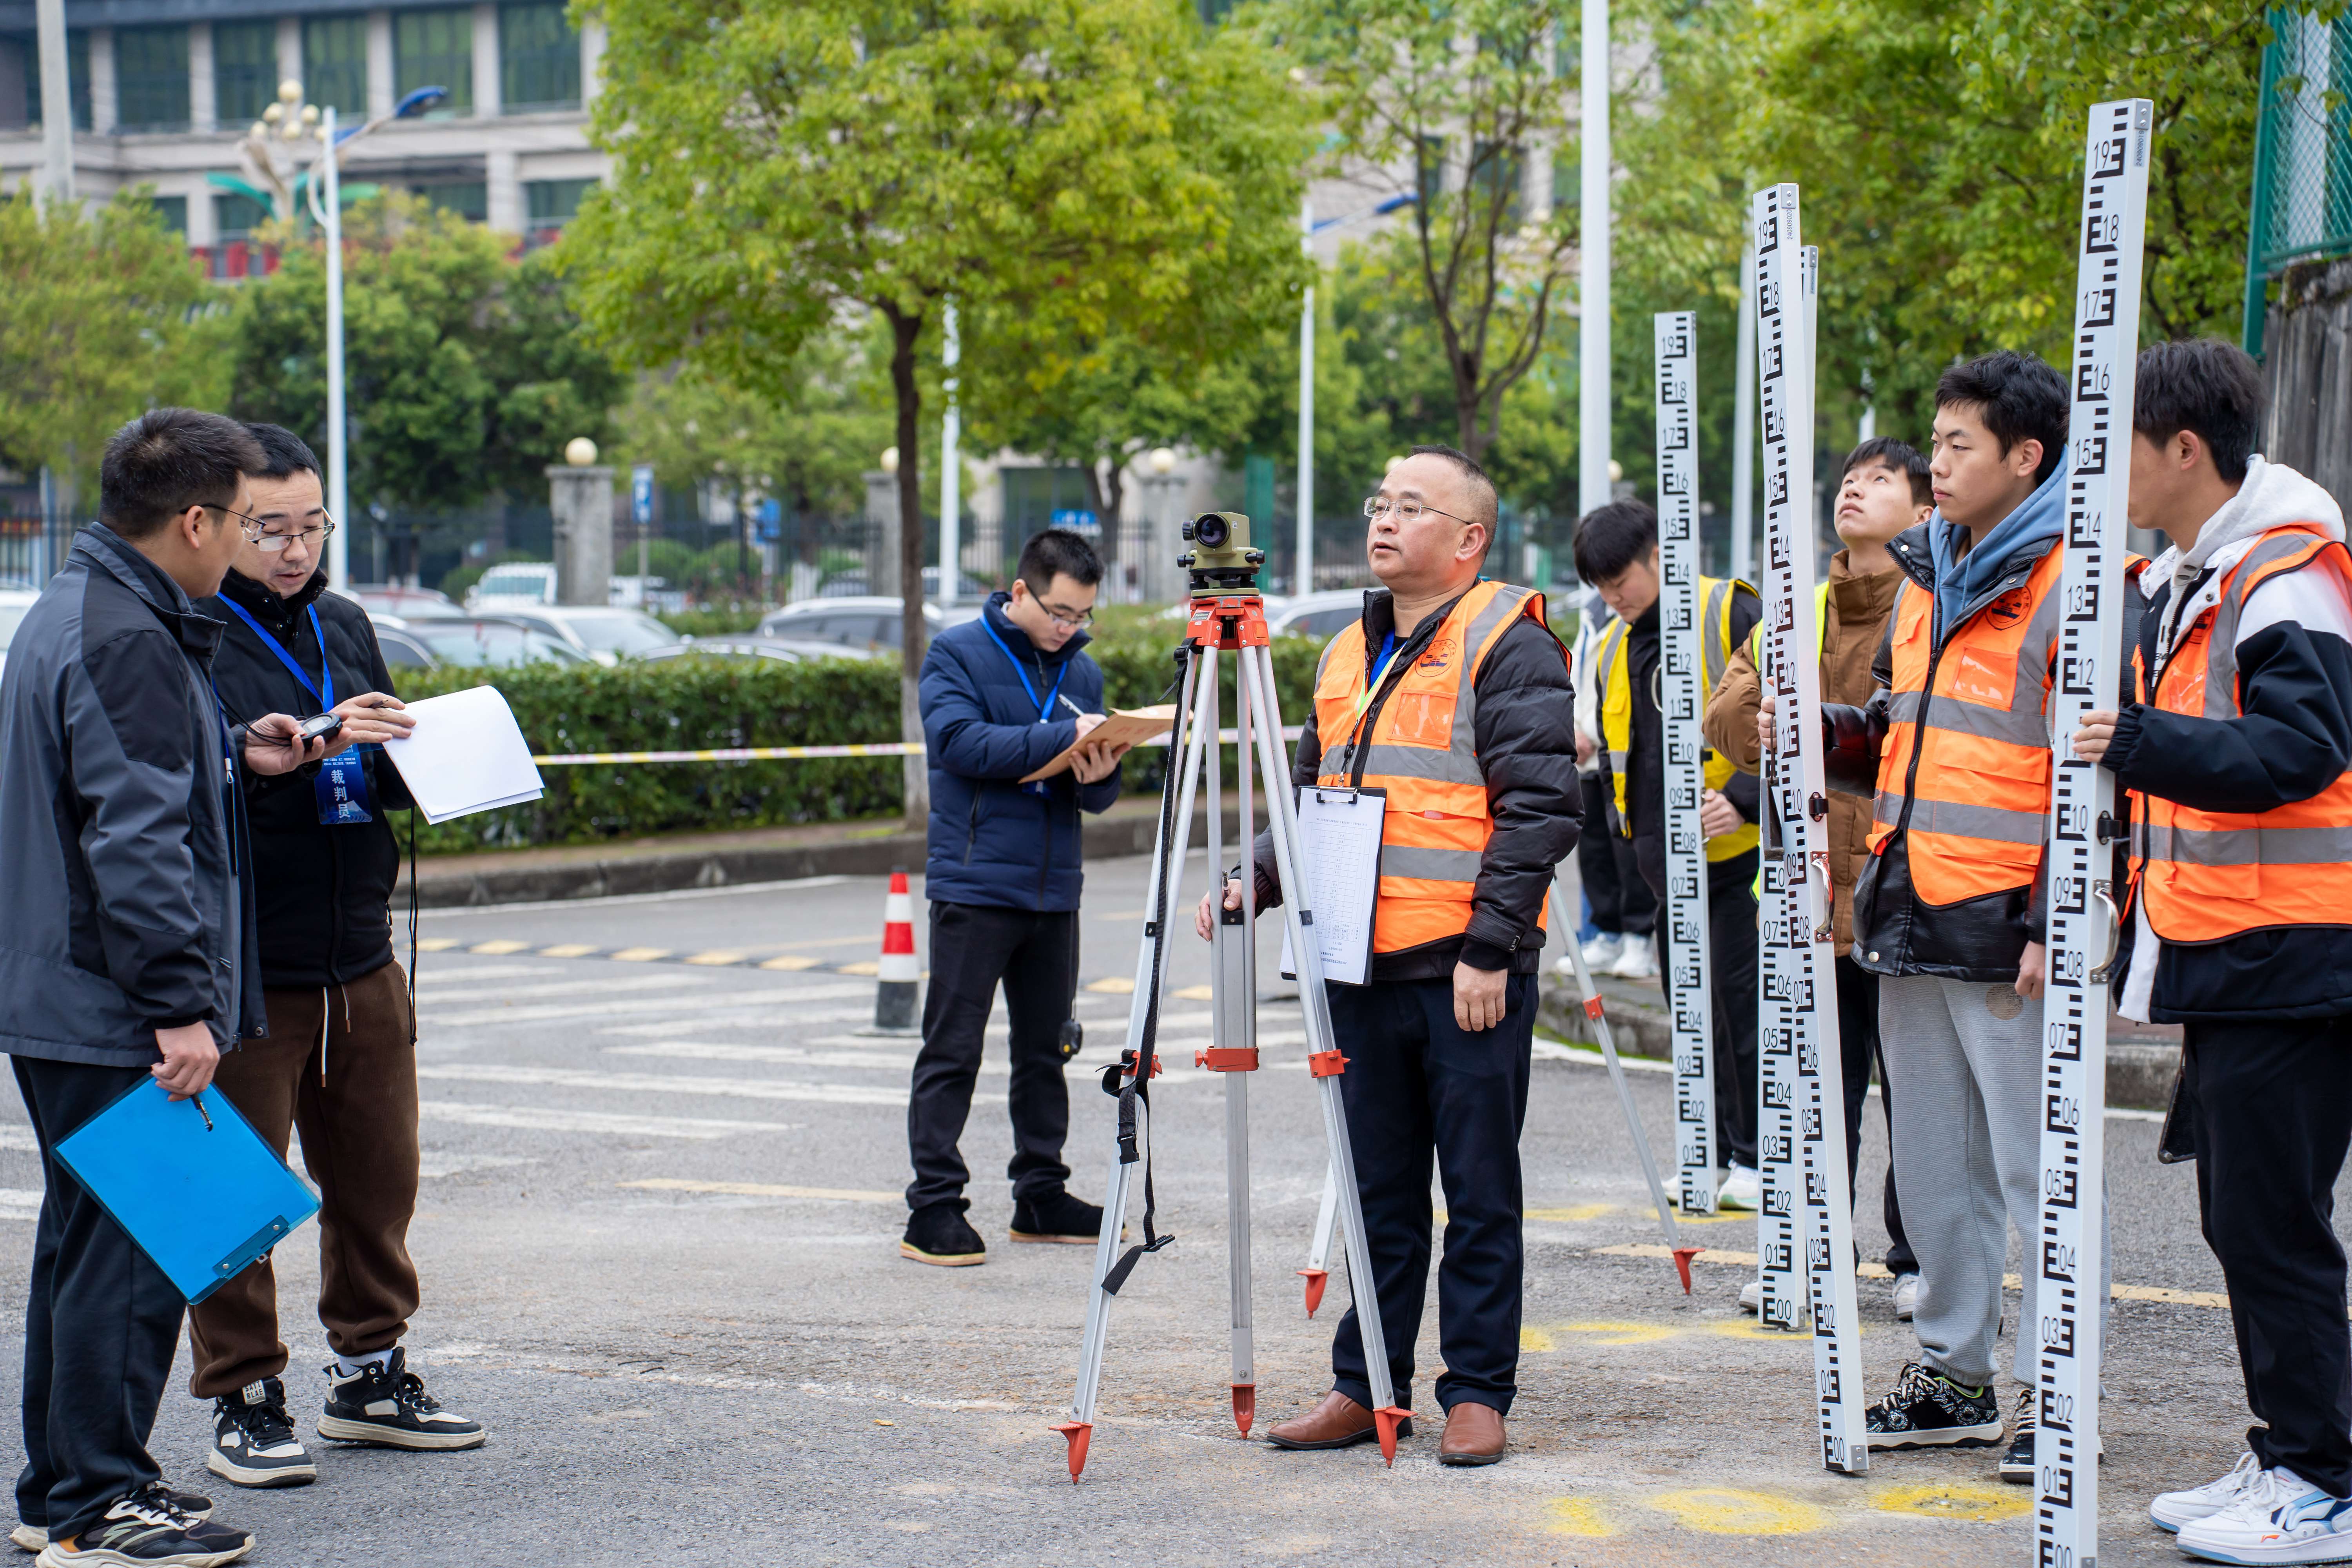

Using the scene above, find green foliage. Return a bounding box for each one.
[655,606,768,637]
[227,191,623,513]
[0,192,227,495]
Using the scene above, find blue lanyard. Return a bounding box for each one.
[980,618,1071,724]
[216,597,332,710]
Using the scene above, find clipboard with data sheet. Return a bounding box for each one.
[1277,786,1386,987]
[53,1079,321,1305]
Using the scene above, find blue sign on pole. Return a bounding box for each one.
[755,498,782,544]
[630,464,655,527]
[1050,508,1100,535]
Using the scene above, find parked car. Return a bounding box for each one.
[638,636,881,666]
[755,597,956,652]
[0,588,38,681]
[812,566,992,601]
[466,561,559,607]
[372,623,437,671]
[400,618,589,669]
[475,605,678,666]
[337,584,466,621]
[1267,589,1368,640]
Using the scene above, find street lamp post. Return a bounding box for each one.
[940,302,960,608]
[1578,0,1612,515]
[1296,196,1314,595]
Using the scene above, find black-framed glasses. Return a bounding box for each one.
[1364,495,1475,527]
[254,512,338,555]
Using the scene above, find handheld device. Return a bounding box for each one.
[293,713,344,746]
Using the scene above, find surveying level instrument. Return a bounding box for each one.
[1653,309,1722,1220]
[2033,96,2150,1568]
[1054,512,1409,1481]
[1749,187,1869,1475]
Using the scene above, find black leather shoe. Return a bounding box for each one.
[1010,1191,1104,1244]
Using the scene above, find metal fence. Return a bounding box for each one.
[2244,5,2352,354]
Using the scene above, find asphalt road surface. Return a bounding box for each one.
[0,850,2308,1565]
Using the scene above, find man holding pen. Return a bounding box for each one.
[0,410,328,1568]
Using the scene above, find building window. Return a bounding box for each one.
[524,177,594,226]
[499,3,579,112]
[145,193,187,234]
[22,29,91,131]
[395,9,472,114]
[301,16,367,118]
[115,24,189,131]
[0,35,28,131]
[214,191,270,240]
[413,181,487,222]
[213,19,277,129]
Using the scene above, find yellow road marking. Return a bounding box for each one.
[1710,1318,1814,1343]
[608,947,672,962]
[1085,977,1136,994]
[1601,1242,1760,1267]
[1875,1483,2029,1522]
[767,933,882,951]
[760,955,822,971]
[685,951,748,966]
[1171,984,1215,1002]
[2117,1282,2232,1308]
[415,937,459,952]
[1525,1204,1614,1223]
[537,944,598,958]
[1563,1320,1677,1346]
[469,939,530,955]
[1520,1327,1555,1353]
[836,960,880,976]
[619,1179,900,1203]
[1646,1488,1830,1535]
[1540,1497,1615,1537]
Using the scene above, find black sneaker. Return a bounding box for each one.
[1010,1191,1104,1245]
[900,1203,986,1266]
[2000,1387,2036,1483]
[316,1350,486,1451]
[33,1483,249,1566]
[1864,1360,2003,1450]
[207,1379,314,1489]
[14,1490,211,1554]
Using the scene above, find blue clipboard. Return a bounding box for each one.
[53,1079,320,1305]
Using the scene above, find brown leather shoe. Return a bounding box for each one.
[1265,1390,1412,1450]
[1439,1401,1506,1465]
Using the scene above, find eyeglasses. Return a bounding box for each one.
[201,504,269,544]
[1042,604,1094,630]
[253,513,338,555]
[1364,496,1475,527]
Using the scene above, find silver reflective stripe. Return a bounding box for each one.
[1871,789,1905,829]
[1382,844,1485,882]
[1358,742,1483,784]
[2198,531,2323,720]
[2141,818,2352,867]
[1607,749,1630,772]
[1897,794,2047,847]
[2011,573,2065,713]
[1886,690,2049,748]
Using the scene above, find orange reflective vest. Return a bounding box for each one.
[1312,581,1555,954]
[2131,523,2352,941]
[1868,545,2065,906]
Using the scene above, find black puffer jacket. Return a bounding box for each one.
[1251,585,1581,980]
[203,569,414,989]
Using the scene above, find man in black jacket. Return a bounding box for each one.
[187,426,484,1491]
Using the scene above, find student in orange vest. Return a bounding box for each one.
[1194,445,1578,1467]
[1769,351,2111,1480]
[2071,339,2352,1563]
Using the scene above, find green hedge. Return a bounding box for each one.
[395,612,1328,855]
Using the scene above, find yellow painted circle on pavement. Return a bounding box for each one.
[1708,1317,1813,1342]
[1874,1483,2030,1522]
[1646,1488,1831,1535]
[1564,1320,1678,1346]
[1541,1497,1615,1537]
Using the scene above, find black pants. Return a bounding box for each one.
[13,1058,185,1541]
[1325,973,1535,1417]
[1577,774,1655,937]
[1650,850,1760,1168]
[2182,1014,2352,1497]
[905,901,1078,1213]
[1833,956,1915,1277]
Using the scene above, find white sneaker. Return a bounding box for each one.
[2178,1465,2352,1564]
[1738,1280,1760,1314]
[1611,933,1658,980]
[1717,1164,1761,1210]
[2154,1453,2269,1534]
[1893,1272,1920,1321]
[1579,932,1624,970]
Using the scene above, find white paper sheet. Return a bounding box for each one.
[378,685,545,824]
[1278,786,1386,987]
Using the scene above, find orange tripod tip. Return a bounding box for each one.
[1051,1420,1091,1481]
[1673,1245,1702,1294]
[1297,1267,1328,1318]
[1374,1406,1410,1467]
[1231,1383,1255,1436]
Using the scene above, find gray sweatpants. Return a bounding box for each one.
[1880,974,2110,1387]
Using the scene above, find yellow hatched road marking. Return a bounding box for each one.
[836,960,880,976]
[415,937,460,952]
[760,955,822,971]
[685,951,748,966]
[1085,977,1136,994]
[537,944,598,958]
[469,939,531,955]
[608,947,672,962]
[1171,984,1215,1001]
[620,1179,899,1203]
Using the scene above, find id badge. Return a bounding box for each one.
[314,748,374,825]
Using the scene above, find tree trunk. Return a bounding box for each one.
[887,307,930,832]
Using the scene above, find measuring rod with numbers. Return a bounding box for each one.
[1750,187,1869,1475]
[2034,96,2151,1568]
[1653,310,1720,1217]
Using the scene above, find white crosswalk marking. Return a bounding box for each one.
[595,1006,879,1036]
[423,983,873,1027]
[417,1062,998,1108]
[417,1100,806,1139]
[415,973,721,1005]
[412,964,566,985]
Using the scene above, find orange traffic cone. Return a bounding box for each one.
[860,867,920,1036]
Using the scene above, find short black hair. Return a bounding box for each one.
[1572,498,1658,585]
[2134,338,2265,484]
[1934,350,2069,484]
[243,422,320,480]
[1405,443,1499,545]
[100,408,265,542]
[1016,527,1103,596]
[1843,436,1933,506]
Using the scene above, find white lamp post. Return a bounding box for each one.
[1577,0,1612,515]
[940,302,960,607]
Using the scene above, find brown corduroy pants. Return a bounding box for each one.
[185,961,422,1399]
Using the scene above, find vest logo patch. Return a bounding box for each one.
[1416,635,1458,673]
[1986,589,2031,630]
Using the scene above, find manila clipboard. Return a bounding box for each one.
[1019,705,1179,783]
[53,1079,321,1305]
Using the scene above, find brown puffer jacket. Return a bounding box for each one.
[1701,550,1902,956]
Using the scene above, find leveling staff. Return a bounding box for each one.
[1198,445,1578,1468]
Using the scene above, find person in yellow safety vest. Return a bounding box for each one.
[2070,340,2352,1556]
[1706,437,1933,1322]
[1570,499,1766,1207]
[1196,445,1578,1468]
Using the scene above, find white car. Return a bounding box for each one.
[0,588,37,681]
[756,597,958,652]
[466,561,559,607]
[479,605,678,666]
[1267,590,1364,639]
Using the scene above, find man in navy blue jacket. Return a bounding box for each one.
[902,529,1130,1265]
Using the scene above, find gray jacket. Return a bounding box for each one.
[0,524,264,1066]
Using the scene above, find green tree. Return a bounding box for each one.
[0,192,226,507]
[568,0,1314,824]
